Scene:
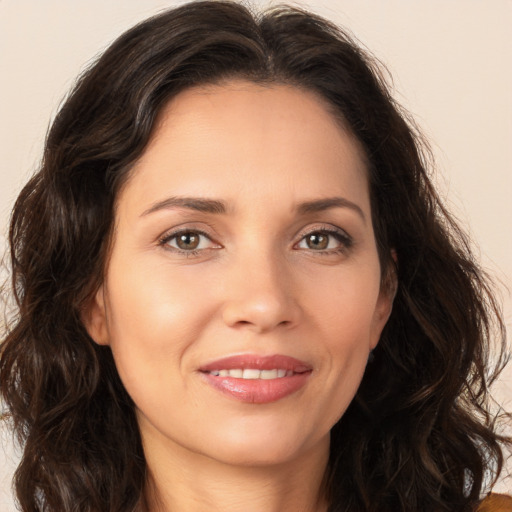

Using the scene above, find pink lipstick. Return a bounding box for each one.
[199,354,312,403]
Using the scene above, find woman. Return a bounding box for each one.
[1,1,510,511]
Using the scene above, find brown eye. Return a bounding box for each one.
[176,232,200,250]
[297,228,353,254]
[160,229,220,254]
[305,233,329,250]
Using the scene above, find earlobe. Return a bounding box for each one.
[81,286,110,346]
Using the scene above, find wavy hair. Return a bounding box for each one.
[1,2,510,511]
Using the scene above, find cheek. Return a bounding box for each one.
[103,259,218,390]
[108,255,216,333]
[309,261,383,341]
[293,264,383,425]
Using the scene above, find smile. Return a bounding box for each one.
[206,369,293,379]
[199,355,312,403]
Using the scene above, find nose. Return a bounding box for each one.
[221,252,302,334]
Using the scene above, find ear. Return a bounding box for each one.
[370,252,398,349]
[81,285,110,346]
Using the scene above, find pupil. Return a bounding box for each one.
[178,233,199,250]
[309,233,328,250]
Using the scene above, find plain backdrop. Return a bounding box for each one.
[1,0,511,507]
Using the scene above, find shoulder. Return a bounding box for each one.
[476,493,512,512]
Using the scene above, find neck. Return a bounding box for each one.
[140,427,330,512]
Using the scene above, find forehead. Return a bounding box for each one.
[150,80,360,155]
[120,80,370,216]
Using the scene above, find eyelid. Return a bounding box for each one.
[157,223,353,256]
[158,226,221,254]
[294,224,353,252]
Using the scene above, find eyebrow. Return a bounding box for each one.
[141,197,227,216]
[141,195,366,222]
[296,197,366,222]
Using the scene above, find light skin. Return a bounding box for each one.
[84,80,395,512]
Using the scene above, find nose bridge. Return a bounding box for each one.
[221,241,300,332]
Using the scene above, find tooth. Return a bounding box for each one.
[210,368,292,379]
[242,369,261,379]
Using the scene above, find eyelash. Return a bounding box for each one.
[158,228,215,257]
[158,225,353,257]
[297,226,353,255]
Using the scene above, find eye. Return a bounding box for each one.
[296,228,352,253]
[159,229,219,254]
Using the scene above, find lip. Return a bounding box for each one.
[198,354,312,404]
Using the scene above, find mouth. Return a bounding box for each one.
[205,368,294,379]
[198,354,312,404]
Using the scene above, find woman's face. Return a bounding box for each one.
[85,80,394,468]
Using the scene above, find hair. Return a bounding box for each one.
[1,1,510,511]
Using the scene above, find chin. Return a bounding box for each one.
[200,418,329,468]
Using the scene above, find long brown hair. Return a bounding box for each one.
[1,2,510,511]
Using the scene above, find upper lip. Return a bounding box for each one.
[199,354,312,373]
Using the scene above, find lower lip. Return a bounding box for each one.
[201,372,311,403]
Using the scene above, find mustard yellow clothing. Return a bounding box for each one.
[477,493,512,511]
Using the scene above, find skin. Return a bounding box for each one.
[84,80,395,512]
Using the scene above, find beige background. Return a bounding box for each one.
[1,0,511,507]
